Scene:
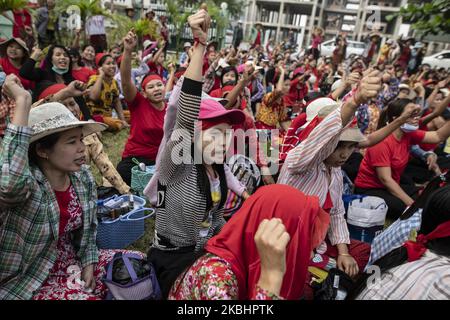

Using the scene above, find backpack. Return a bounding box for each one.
[223,155,261,220]
[103,252,161,300]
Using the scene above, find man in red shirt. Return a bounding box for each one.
[251,23,263,49]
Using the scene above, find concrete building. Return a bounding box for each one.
[243,0,450,54]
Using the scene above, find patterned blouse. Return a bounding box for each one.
[86,75,120,117]
[168,253,281,300]
[255,91,288,128]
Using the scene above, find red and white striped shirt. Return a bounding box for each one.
[278,107,350,247]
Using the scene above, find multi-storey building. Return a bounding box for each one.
[243,0,449,54]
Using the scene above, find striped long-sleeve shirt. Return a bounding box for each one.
[357,250,450,300]
[153,78,226,252]
[277,107,350,247]
[144,77,246,206]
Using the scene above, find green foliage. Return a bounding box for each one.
[0,0,28,14]
[184,0,246,16]
[165,0,190,54]
[55,0,112,21]
[165,0,239,52]
[387,0,450,37]
[205,0,227,31]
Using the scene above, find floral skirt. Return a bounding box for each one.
[32,249,145,300]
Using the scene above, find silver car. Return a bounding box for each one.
[422,51,450,70]
[320,39,366,58]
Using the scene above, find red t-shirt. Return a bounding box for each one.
[254,31,262,46]
[0,57,33,90]
[284,77,308,108]
[12,9,32,38]
[355,130,426,189]
[210,77,221,93]
[209,88,223,98]
[72,67,96,83]
[122,92,166,160]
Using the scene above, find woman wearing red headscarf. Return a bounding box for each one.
[116,31,167,186]
[168,184,330,300]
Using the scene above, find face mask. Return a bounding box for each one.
[400,123,419,133]
[223,80,236,87]
[52,66,69,75]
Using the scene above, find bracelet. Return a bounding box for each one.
[193,37,206,47]
[338,253,352,257]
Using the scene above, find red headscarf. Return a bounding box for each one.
[403,220,450,262]
[205,184,330,299]
[38,83,67,100]
[141,74,163,90]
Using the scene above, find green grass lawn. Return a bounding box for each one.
[93,129,154,254]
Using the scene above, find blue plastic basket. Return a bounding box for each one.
[347,224,383,245]
[96,208,155,249]
[96,195,153,249]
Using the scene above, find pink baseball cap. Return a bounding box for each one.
[199,99,245,126]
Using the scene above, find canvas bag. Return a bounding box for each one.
[347,196,388,228]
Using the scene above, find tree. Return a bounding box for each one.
[55,0,112,44]
[165,0,191,55]
[184,0,246,17]
[165,0,237,54]
[387,0,450,38]
[56,0,111,24]
[0,0,27,14]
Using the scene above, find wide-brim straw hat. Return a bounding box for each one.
[316,103,366,143]
[339,126,366,143]
[0,37,29,58]
[29,102,107,143]
[300,97,340,129]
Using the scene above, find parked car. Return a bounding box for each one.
[319,39,366,58]
[422,51,450,69]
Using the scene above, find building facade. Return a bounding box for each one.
[243,0,450,54]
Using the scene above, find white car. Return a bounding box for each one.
[422,51,450,70]
[319,39,366,58]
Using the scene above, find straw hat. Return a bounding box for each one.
[339,126,366,143]
[300,97,340,129]
[29,102,107,143]
[0,37,29,58]
[316,103,366,143]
